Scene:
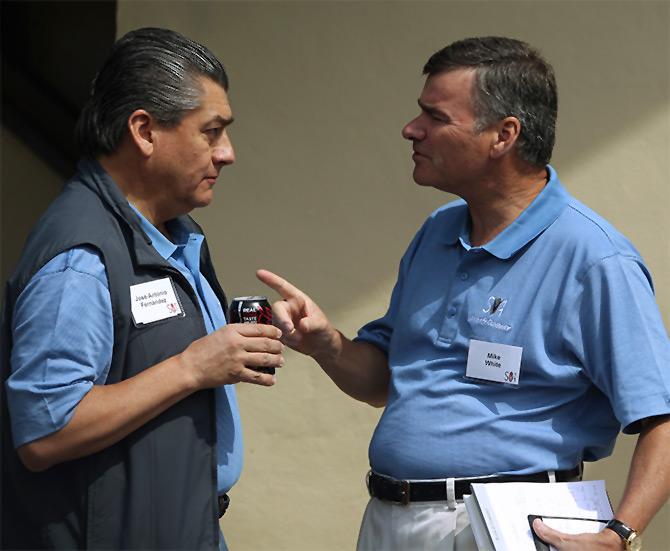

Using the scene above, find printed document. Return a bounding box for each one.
[464,480,613,551]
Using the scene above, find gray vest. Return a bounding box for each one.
[1,159,227,549]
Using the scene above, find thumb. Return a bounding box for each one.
[532,519,564,547]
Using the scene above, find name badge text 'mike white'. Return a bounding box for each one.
[130,277,183,326]
[465,339,523,385]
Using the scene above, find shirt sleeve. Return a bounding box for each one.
[565,253,670,433]
[7,246,113,447]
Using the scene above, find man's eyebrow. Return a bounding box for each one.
[417,99,448,118]
[205,114,234,126]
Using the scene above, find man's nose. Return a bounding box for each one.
[213,134,235,166]
[402,117,425,141]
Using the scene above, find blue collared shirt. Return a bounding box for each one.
[8,206,242,493]
[357,166,670,480]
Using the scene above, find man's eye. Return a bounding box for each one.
[421,110,448,123]
[205,127,222,138]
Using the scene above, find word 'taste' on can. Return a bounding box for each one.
[229,296,274,374]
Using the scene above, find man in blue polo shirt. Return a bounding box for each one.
[258,36,670,550]
[1,28,284,549]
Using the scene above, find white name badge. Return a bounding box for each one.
[465,339,523,385]
[130,277,184,326]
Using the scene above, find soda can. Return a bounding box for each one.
[229,296,275,374]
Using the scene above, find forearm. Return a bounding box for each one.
[18,354,197,471]
[255,269,390,405]
[17,323,282,472]
[313,331,390,406]
[611,415,670,534]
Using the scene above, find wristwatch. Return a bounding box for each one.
[605,519,642,551]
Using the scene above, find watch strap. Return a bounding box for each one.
[605,518,637,548]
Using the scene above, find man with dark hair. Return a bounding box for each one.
[1,27,284,549]
[258,36,670,550]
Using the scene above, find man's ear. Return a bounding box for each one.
[127,110,155,157]
[490,116,521,159]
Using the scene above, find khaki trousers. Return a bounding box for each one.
[356,497,478,551]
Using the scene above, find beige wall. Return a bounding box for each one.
[2,0,666,549]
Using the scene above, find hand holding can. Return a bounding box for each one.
[229,296,275,374]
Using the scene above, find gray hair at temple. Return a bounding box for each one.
[424,36,557,167]
[75,27,228,158]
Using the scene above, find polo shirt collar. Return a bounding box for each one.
[128,204,185,261]
[441,199,468,247]
[443,165,570,259]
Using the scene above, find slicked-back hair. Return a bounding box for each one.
[75,27,228,158]
[424,36,557,167]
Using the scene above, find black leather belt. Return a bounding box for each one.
[218,493,230,518]
[367,465,582,505]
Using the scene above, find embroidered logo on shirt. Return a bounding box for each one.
[483,296,507,316]
[467,296,512,332]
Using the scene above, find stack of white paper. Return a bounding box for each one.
[464,480,613,551]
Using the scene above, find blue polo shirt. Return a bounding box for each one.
[357,166,670,480]
[7,206,243,494]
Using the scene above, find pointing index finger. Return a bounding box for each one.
[256,269,302,301]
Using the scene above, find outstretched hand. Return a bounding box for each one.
[256,269,340,359]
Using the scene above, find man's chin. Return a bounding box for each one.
[197,190,215,206]
[184,194,214,213]
[412,171,439,188]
